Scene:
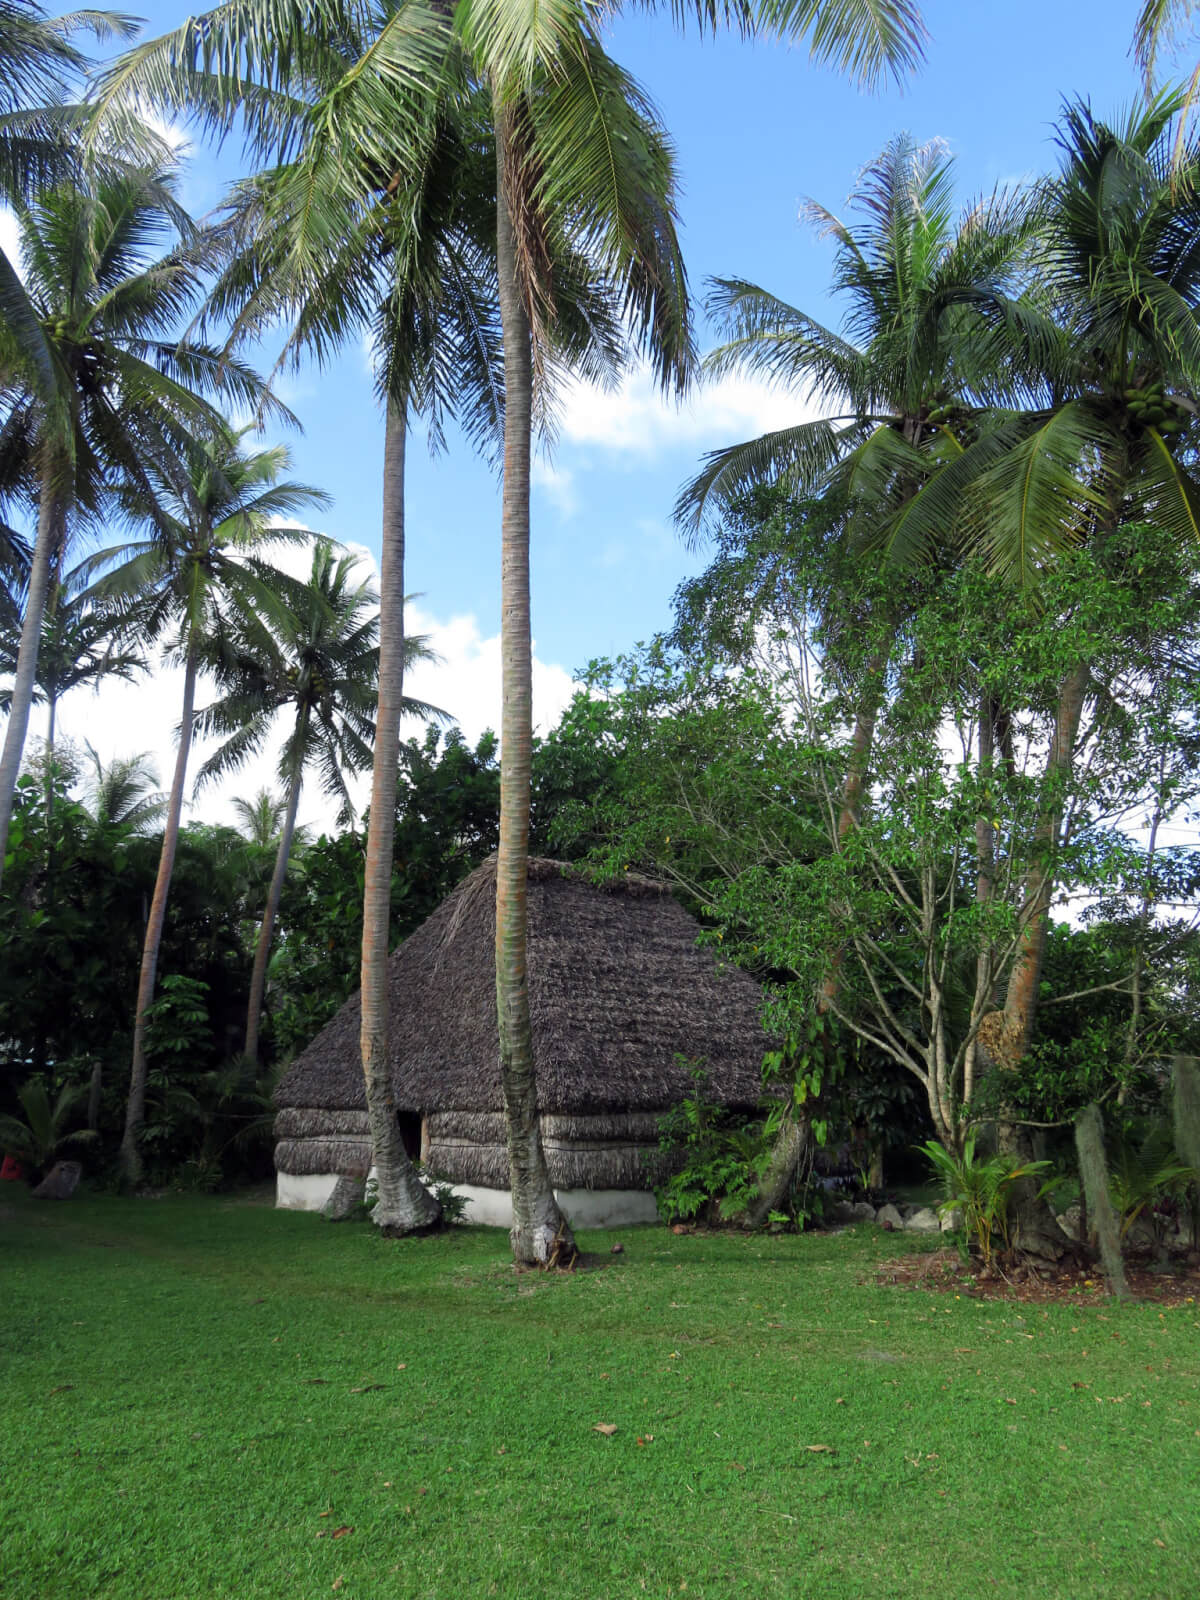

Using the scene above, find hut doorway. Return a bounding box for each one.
[397,1111,423,1162]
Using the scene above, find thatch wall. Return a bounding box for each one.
[277,856,772,1123]
[273,1107,680,1190]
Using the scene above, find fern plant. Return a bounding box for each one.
[921,1132,1056,1270]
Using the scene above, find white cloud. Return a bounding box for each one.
[35,537,576,839]
[531,456,578,518]
[551,362,827,460]
[0,208,23,279]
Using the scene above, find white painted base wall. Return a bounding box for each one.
[275,1170,660,1229]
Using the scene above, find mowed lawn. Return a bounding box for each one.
[2,1192,1198,1600]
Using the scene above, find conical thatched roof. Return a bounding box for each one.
[276,857,771,1117]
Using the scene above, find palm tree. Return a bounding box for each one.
[674,137,1041,1216]
[94,427,329,1183]
[230,787,288,848]
[859,97,1200,1251]
[82,743,166,834]
[193,539,443,1065]
[0,158,287,887]
[0,555,143,812]
[96,0,928,1254]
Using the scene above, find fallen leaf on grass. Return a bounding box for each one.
[349,1384,385,1393]
[318,1510,332,1519]
[804,1445,834,1454]
[48,1385,74,1395]
[396,1363,407,1370]
[332,1579,344,1591]
[728,1461,745,1472]
[304,1379,330,1386]
[593,1423,618,1436]
[332,1526,354,1539]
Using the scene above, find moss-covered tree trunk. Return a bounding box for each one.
[360,399,441,1235]
[494,103,573,1266]
[1075,1102,1128,1299]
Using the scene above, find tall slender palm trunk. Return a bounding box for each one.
[359,400,440,1233]
[0,469,63,886]
[119,640,199,1184]
[243,762,303,1065]
[494,110,573,1266]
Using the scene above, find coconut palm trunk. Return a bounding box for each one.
[0,465,63,884]
[494,110,573,1265]
[243,758,303,1064]
[360,399,440,1233]
[119,638,199,1183]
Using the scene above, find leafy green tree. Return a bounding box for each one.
[0,556,143,813]
[95,429,328,1183]
[195,539,442,1064]
[0,1076,96,1176]
[82,745,166,835]
[0,158,281,885]
[100,0,928,1255]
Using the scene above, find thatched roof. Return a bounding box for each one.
[276,856,771,1118]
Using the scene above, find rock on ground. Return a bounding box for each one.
[905,1206,941,1233]
[32,1160,82,1200]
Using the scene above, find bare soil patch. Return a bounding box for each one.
[875,1246,1200,1307]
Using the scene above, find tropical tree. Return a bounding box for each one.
[94,428,328,1183]
[97,0,928,1256]
[194,538,443,1065]
[0,158,283,885]
[82,743,166,834]
[230,787,288,848]
[0,556,143,807]
[674,137,1042,1217]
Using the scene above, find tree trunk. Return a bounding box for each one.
[0,473,63,885]
[359,399,440,1235]
[984,660,1091,1257]
[119,640,198,1185]
[243,762,303,1065]
[494,105,573,1266]
[1075,1102,1128,1298]
[747,640,892,1223]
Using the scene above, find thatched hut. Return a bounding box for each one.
[274,857,772,1226]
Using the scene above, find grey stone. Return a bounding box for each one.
[829,1198,877,1226]
[322,1175,366,1221]
[876,1203,904,1231]
[32,1160,81,1200]
[905,1206,941,1233]
[1056,1205,1082,1241]
[1124,1215,1158,1250]
[940,1207,962,1233]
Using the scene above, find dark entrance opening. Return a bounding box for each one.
[397,1111,422,1161]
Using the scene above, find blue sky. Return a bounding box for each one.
[150,0,1152,667]
[19,0,1191,827]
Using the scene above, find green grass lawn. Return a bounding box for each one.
[2,1191,1197,1600]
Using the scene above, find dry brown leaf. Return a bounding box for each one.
[332,1526,354,1539]
[593,1422,618,1436]
[332,1580,344,1592]
[318,1510,332,1518]
[804,1445,834,1453]
[349,1384,385,1393]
